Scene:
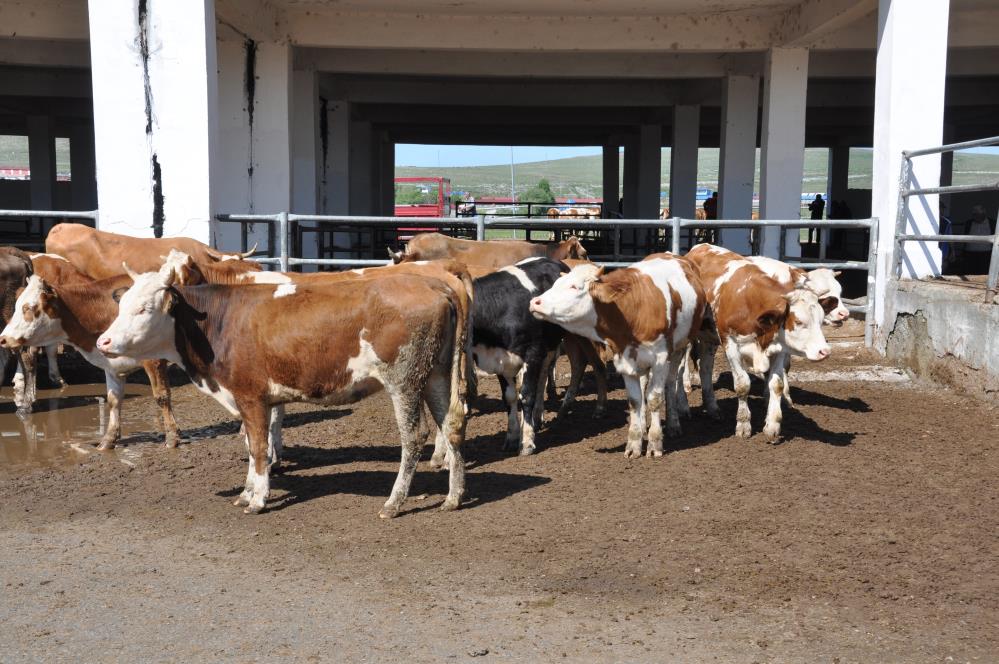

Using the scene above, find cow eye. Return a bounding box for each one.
[568,284,579,291]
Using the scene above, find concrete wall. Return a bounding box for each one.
[883,280,999,399]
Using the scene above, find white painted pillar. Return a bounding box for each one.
[27,115,55,210]
[602,142,619,218]
[88,0,218,241]
[69,122,96,211]
[291,69,319,216]
[718,74,759,255]
[216,38,293,251]
[669,105,699,220]
[760,48,808,259]
[637,124,662,220]
[872,0,950,329]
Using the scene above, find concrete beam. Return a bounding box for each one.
[0,65,92,98]
[0,38,90,69]
[215,0,281,42]
[27,115,55,210]
[872,0,950,334]
[1,0,89,41]
[777,0,878,47]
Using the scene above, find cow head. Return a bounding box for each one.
[529,263,603,342]
[96,260,181,361]
[781,289,831,361]
[556,236,589,261]
[804,268,849,325]
[0,276,64,349]
[162,249,208,285]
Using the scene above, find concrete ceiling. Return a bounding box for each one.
[273,0,799,17]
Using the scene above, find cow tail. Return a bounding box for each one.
[445,269,474,446]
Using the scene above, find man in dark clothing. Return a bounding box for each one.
[808,194,826,220]
[703,191,718,220]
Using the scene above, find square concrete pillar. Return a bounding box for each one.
[828,145,850,204]
[348,120,373,216]
[69,122,96,211]
[622,135,639,219]
[669,105,699,220]
[88,0,218,241]
[760,48,809,259]
[602,142,620,218]
[27,115,55,211]
[325,101,351,216]
[637,124,662,221]
[718,74,759,255]
[292,69,319,217]
[872,0,950,329]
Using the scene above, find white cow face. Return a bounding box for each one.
[0,276,65,349]
[782,289,831,361]
[96,263,178,361]
[529,263,604,343]
[805,268,849,324]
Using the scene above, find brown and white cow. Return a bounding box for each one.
[1,247,39,412]
[530,254,707,458]
[0,272,180,450]
[391,232,588,268]
[684,244,830,441]
[45,223,259,280]
[746,256,849,325]
[95,260,468,516]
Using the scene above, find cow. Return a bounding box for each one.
[529,254,707,458]
[390,232,588,268]
[462,257,569,456]
[1,247,39,412]
[684,244,831,441]
[0,272,180,450]
[746,256,849,325]
[94,260,468,517]
[45,223,260,280]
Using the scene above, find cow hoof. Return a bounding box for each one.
[734,421,752,438]
[624,446,642,459]
[429,456,447,471]
[378,505,400,519]
[96,440,116,452]
[243,504,264,515]
[439,497,461,512]
[646,448,663,458]
[763,425,782,443]
[164,434,180,449]
[518,444,536,456]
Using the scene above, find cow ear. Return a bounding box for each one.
[594,266,606,278]
[819,296,838,315]
[833,270,842,277]
[757,310,781,329]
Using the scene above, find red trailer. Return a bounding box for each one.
[394,177,452,217]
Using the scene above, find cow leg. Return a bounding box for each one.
[144,360,180,448]
[781,354,795,407]
[96,372,125,450]
[763,355,787,442]
[498,374,522,453]
[45,345,65,388]
[697,342,721,421]
[724,339,753,439]
[532,350,557,429]
[555,337,587,420]
[268,405,285,469]
[674,351,692,420]
[622,374,646,459]
[664,348,686,438]
[423,371,465,511]
[12,349,36,413]
[518,351,549,456]
[236,401,271,514]
[22,349,37,408]
[545,344,560,403]
[380,389,425,519]
[645,361,668,458]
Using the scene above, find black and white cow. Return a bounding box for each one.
[466,257,568,456]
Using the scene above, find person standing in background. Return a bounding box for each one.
[961,205,996,275]
[808,194,826,220]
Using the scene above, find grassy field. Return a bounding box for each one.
[397,147,999,201]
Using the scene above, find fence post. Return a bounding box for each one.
[986,224,999,301]
[865,217,880,348]
[475,215,485,241]
[892,156,912,279]
[278,211,289,272]
[613,224,621,262]
[671,217,681,255]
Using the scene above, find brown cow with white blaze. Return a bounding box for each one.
[530,254,706,458]
[685,244,831,441]
[391,232,588,269]
[95,260,467,516]
[45,223,259,280]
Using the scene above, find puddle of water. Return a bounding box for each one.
[0,384,153,471]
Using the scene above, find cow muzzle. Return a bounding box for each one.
[95,335,120,358]
[0,335,24,350]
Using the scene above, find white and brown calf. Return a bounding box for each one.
[530,255,706,458]
[96,262,467,517]
[685,244,831,442]
[746,256,849,324]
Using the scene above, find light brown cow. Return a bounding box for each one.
[45,223,260,280]
[530,254,707,457]
[390,232,588,269]
[95,262,468,517]
[0,270,180,450]
[684,244,830,441]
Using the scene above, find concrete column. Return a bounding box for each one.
[291,69,319,216]
[637,124,662,220]
[88,0,218,241]
[326,101,351,215]
[828,145,850,204]
[349,120,373,215]
[622,135,639,219]
[669,105,699,219]
[378,136,395,216]
[216,38,293,251]
[27,116,55,210]
[602,142,620,218]
[872,0,950,328]
[760,48,808,259]
[718,74,759,255]
[69,122,96,211]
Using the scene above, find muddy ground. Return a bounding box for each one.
[0,320,996,663]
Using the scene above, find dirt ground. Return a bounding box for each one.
[0,320,996,663]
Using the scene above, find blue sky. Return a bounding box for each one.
[396,144,603,167]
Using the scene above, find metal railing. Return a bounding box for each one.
[0,208,99,250]
[895,135,999,299]
[217,212,879,346]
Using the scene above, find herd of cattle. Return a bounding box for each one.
[0,224,848,517]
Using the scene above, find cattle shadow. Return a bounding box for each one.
[783,386,871,412]
[245,468,551,515]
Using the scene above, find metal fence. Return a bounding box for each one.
[895,135,999,299]
[217,212,879,346]
[0,209,99,250]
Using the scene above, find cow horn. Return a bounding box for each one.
[239,244,258,259]
[122,262,141,281]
